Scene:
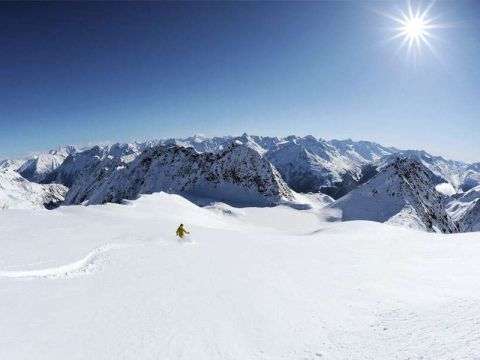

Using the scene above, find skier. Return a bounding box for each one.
[176,224,190,239]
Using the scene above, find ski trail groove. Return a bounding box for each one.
[0,243,136,279]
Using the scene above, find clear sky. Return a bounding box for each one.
[1,1,479,162]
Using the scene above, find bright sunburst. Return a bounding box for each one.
[379,1,446,59]
[403,16,427,39]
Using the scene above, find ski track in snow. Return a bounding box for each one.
[0,234,194,280]
[0,243,139,279]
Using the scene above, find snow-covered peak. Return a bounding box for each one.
[329,157,458,233]
[0,159,26,172]
[328,138,399,164]
[65,143,295,207]
[369,150,469,191]
[44,135,405,199]
[18,146,79,183]
[47,145,77,157]
[0,168,67,210]
[52,143,141,188]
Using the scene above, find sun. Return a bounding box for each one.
[403,17,427,39]
[378,1,446,59]
[394,3,434,54]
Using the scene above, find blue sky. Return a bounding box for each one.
[1,1,479,162]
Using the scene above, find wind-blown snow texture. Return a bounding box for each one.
[1,193,480,360]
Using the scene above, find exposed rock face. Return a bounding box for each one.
[64,143,295,207]
[328,157,459,233]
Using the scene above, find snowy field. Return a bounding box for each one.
[1,193,480,360]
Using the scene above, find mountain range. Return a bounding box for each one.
[1,134,479,233]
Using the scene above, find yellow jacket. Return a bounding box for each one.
[176,225,189,238]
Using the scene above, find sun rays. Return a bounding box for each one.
[377,1,449,61]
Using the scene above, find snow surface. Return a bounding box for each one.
[435,182,456,196]
[1,192,480,359]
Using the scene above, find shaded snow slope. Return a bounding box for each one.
[0,169,67,209]
[1,193,480,360]
[447,185,480,232]
[329,157,458,233]
[18,146,77,183]
[461,200,480,232]
[461,162,480,191]
[66,143,295,207]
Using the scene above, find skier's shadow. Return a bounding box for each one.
[304,228,328,236]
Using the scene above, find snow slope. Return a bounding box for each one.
[461,200,480,232]
[461,162,480,191]
[0,159,26,171]
[329,157,458,233]
[447,185,480,232]
[1,192,480,360]
[0,169,67,209]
